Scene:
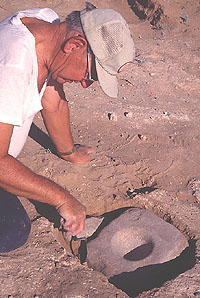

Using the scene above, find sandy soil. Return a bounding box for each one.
[0,0,200,297]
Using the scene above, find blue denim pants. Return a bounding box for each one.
[0,189,31,253]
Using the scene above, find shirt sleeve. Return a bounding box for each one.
[0,65,29,126]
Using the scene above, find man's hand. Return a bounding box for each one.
[56,195,86,236]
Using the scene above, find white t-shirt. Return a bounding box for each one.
[0,8,60,127]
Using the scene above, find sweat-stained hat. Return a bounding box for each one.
[80,5,135,98]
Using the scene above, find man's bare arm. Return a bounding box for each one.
[41,79,94,163]
[0,122,86,235]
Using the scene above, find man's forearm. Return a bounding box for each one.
[0,154,86,235]
[41,99,74,153]
[41,99,93,163]
[0,154,69,207]
[41,83,93,163]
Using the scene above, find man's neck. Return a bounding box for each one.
[21,17,68,90]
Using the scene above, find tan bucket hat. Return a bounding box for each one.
[80,7,135,98]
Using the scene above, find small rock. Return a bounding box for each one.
[108,112,117,121]
[124,111,133,118]
[149,72,156,77]
[180,15,189,23]
[138,134,148,141]
[163,111,170,116]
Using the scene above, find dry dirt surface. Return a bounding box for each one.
[0,0,200,297]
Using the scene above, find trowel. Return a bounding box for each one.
[54,215,104,262]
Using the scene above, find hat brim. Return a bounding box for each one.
[95,58,118,98]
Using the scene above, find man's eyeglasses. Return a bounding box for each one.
[84,45,98,87]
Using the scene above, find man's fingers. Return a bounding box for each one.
[75,144,95,154]
[56,195,86,235]
[62,216,85,236]
[63,145,95,164]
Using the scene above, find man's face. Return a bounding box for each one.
[51,38,97,88]
[54,47,88,85]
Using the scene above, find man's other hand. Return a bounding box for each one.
[61,144,95,164]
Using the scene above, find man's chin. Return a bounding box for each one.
[56,77,64,84]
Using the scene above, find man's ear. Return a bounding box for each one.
[63,36,87,54]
